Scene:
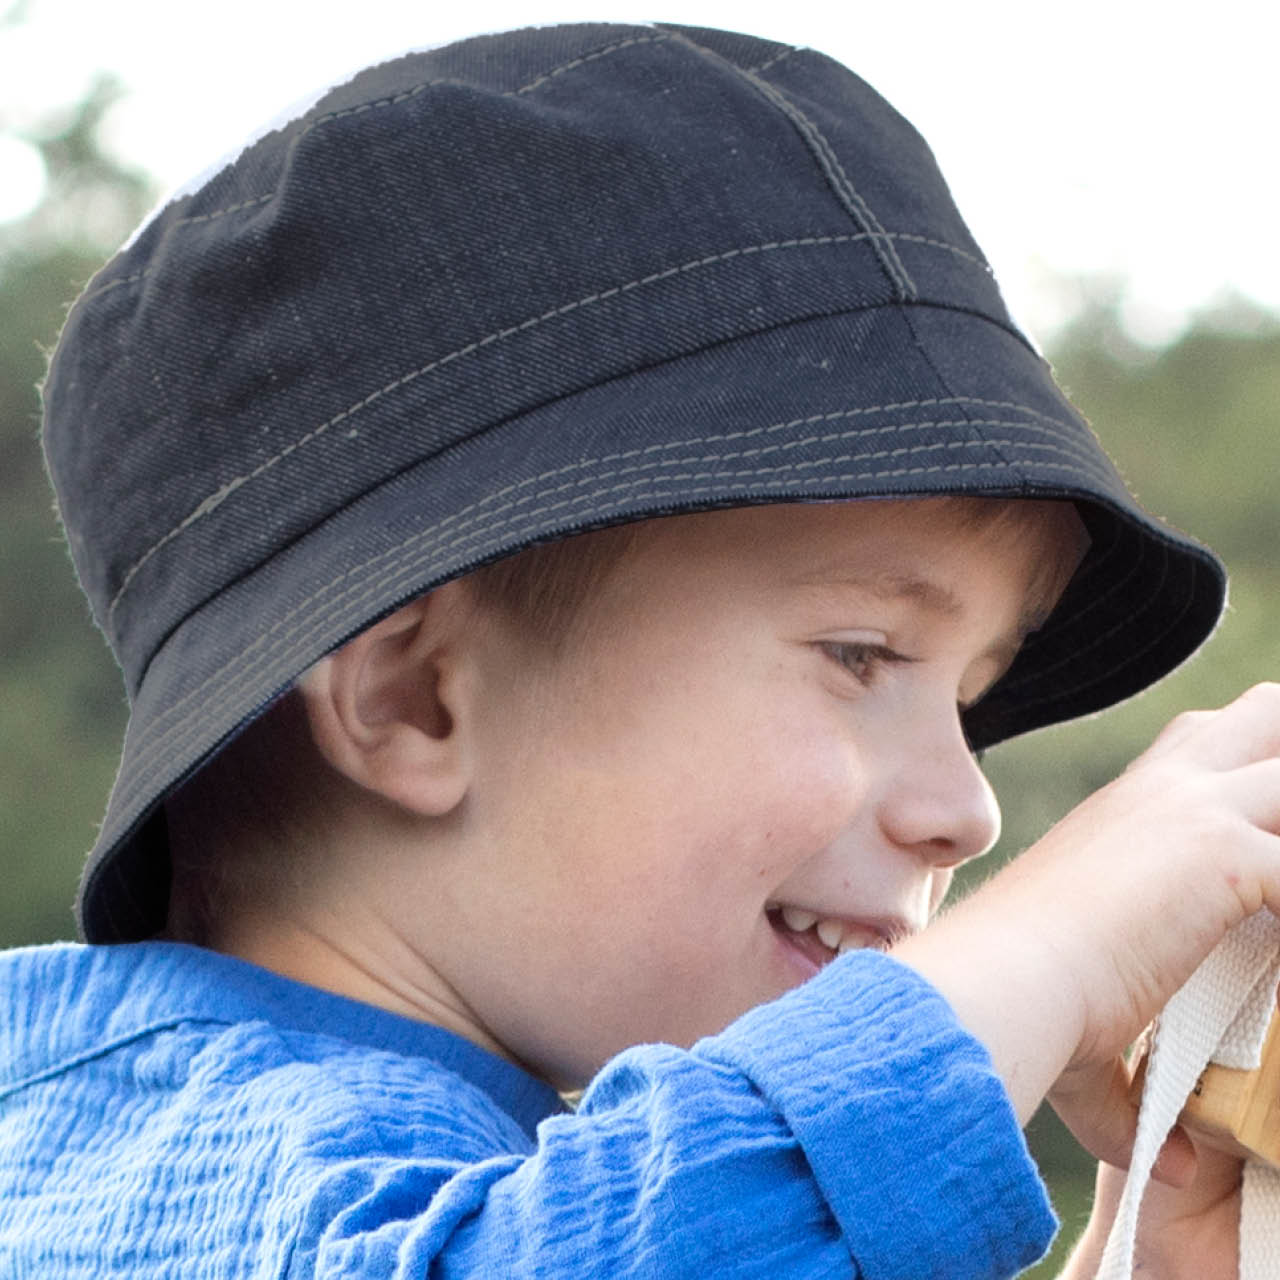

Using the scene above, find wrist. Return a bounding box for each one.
[895,875,1087,1124]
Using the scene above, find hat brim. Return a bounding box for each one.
[78,300,1224,942]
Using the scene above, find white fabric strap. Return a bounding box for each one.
[1097,910,1280,1280]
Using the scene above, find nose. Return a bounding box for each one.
[876,721,1001,869]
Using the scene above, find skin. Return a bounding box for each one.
[225,498,1075,1079]
[183,496,1280,1277]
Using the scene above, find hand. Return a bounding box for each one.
[1059,1137,1241,1279]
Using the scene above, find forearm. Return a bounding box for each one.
[301,953,1054,1279]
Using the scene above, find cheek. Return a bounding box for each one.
[693,709,866,879]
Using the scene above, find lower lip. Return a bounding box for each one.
[768,917,828,980]
[767,916,893,980]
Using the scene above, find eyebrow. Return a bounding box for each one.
[797,568,1055,644]
[797,568,962,614]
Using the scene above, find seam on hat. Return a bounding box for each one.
[1002,535,1168,695]
[125,433,1104,781]
[75,229,985,309]
[744,80,915,301]
[670,31,915,301]
[1009,545,1198,709]
[123,402,1098,724]
[131,35,671,234]
[893,233,991,273]
[125,448,1114,804]
[78,268,154,300]
[102,234,1001,621]
[898,305,1026,488]
[743,46,803,76]
[1006,525,1149,681]
[510,33,670,96]
[176,193,275,228]
[113,402,1101,643]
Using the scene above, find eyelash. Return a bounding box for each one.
[820,641,910,686]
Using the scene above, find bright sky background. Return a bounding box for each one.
[3,0,1277,345]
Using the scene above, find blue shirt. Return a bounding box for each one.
[0,941,1054,1277]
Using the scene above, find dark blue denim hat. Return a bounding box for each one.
[44,22,1226,943]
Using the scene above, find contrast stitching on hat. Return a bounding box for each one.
[425,432,1107,518]
[76,229,985,310]
[112,395,1099,642]
[713,51,916,302]
[898,303,1027,493]
[125,415,1109,702]
[125,434,1100,780]
[891,233,991,273]
[102,235,1010,622]
[1002,514,1133,670]
[110,384,1090,635]
[1000,534,1165,694]
[176,193,275,227]
[125,448,1112,806]
[137,36,672,233]
[743,46,803,76]
[1008,545,1192,708]
[78,269,155,302]
[510,34,670,96]
[454,422,1109,503]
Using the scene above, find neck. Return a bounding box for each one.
[208,904,521,1069]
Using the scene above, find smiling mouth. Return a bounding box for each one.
[765,905,899,970]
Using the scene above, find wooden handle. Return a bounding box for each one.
[1131,1011,1280,1168]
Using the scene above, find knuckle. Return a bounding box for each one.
[1241,681,1280,709]
[1170,707,1212,733]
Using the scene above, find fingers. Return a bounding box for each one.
[1227,757,1280,834]
[1143,682,1280,771]
[1153,1124,1199,1188]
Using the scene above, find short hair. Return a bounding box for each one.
[463,522,639,649]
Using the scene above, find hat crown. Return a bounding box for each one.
[43,22,1010,697]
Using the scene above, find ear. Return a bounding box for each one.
[298,583,476,817]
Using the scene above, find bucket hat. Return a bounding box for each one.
[43,22,1226,943]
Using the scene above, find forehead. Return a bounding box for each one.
[632,497,1085,605]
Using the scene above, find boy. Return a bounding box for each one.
[3,19,1275,1277]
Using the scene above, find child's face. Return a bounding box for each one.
[430,498,1085,1088]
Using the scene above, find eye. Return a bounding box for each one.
[819,641,910,687]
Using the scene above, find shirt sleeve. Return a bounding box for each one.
[292,951,1056,1280]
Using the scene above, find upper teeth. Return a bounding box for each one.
[780,906,817,933]
[779,905,883,954]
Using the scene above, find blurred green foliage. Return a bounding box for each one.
[1,77,152,944]
[1,73,1277,1274]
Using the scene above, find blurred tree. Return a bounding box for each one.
[1,75,155,944]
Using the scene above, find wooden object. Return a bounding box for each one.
[1133,1011,1280,1168]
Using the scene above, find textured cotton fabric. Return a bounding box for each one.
[0,942,1054,1277]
